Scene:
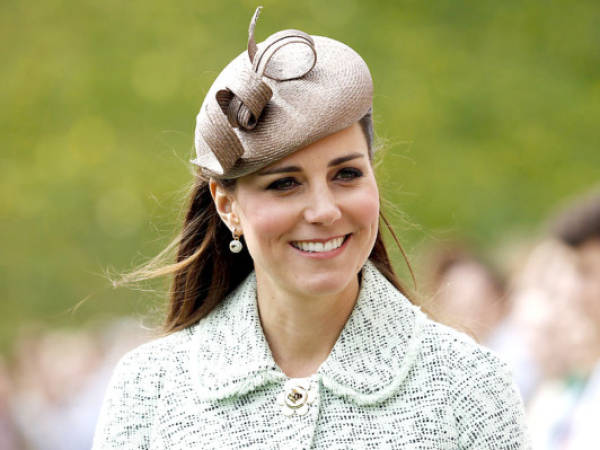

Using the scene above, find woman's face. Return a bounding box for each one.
[218,122,379,298]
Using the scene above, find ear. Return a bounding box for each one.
[209,179,241,233]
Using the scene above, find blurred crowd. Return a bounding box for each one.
[1,188,599,449]
[425,188,600,449]
[0,319,149,449]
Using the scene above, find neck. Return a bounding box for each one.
[255,271,359,378]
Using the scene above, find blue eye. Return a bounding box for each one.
[336,167,363,180]
[267,177,299,191]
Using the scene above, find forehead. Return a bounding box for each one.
[262,122,369,169]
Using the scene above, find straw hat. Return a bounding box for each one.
[192,7,373,179]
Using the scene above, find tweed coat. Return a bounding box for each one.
[93,261,531,449]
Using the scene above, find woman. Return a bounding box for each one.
[93,8,530,449]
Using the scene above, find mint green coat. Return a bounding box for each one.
[93,261,531,449]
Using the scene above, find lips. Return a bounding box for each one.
[290,235,349,253]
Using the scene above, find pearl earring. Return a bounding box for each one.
[229,230,243,253]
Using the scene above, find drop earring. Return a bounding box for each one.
[229,229,243,253]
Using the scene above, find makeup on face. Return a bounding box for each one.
[230,123,380,298]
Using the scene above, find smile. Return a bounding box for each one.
[290,235,349,253]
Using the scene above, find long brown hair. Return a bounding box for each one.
[117,113,416,333]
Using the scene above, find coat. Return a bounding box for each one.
[93,260,531,449]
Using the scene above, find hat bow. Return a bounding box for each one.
[201,7,317,173]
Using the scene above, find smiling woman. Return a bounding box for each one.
[211,123,381,377]
[93,7,531,449]
[217,124,378,298]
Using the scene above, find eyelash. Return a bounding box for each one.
[267,177,299,191]
[266,168,363,191]
[336,167,363,180]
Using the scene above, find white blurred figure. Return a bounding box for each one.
[11,328,104,450]
[508,239,588,450]
[426,245,541,403]
[510,241,585,379]
[428,247,508,343]
[11,319,149,450]
[538,190,600,449]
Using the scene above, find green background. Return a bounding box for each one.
[2,0,599,353]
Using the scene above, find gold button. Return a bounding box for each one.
[277,378,316,416]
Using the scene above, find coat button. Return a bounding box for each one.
[277,378,317,416]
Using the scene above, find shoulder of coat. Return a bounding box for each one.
[114,327,195,374]
[417,317,509,379]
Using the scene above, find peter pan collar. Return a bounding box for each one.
[189,260,427,405]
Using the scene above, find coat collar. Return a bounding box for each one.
[189,260,427,405]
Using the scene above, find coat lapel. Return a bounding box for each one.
[189,271,285,401]
[189,261,426,404]
[318,261,427,405]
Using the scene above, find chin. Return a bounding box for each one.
[288,267,358,298]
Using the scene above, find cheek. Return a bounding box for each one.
[347,181,380,228]
[236,195,299,244]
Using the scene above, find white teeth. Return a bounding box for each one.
[292,236,345,253]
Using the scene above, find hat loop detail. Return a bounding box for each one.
[202,101,245,173]
[247,6,262,64]
[214,6,317,133]
[216,68,273,130]
[192,6,373,179]
[252,32,317,81]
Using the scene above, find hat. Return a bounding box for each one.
[191,7,373,179]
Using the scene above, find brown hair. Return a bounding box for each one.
[117,113,415,333]
[551,188,600,247]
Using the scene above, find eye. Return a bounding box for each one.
[335,167,363,181]
[266,177,300,191]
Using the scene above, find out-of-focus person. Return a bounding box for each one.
[425,245,508,344]
[424,245,542,402]
[553,188,600,361]
[10,328,104,450]
[529,188,600,449]
[517,189,600,449]
[10,319,149,450]
[507,239,585,416]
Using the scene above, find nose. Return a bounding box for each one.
[303,186,342,226]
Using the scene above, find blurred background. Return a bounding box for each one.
[1,0,599,448]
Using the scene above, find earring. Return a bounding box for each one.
[229,229,243,253]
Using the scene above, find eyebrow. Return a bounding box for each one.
[257,152,365,176]
[328,152,364,167]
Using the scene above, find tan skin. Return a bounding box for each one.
[210,123,380,377]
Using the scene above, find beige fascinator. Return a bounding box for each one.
[192,6,373,179]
